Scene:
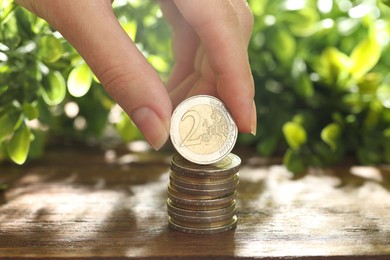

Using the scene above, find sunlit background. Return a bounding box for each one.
[0,0,390,174]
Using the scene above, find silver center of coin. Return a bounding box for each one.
[170,95,238,164]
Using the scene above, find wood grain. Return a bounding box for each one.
[0,144,390,259]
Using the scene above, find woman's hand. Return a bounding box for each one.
[15,0,256,150]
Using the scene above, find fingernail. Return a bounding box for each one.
[131,107,170,151]
[251,101,257,136]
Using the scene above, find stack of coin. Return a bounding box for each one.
[168,95,240,234]
[167,153,240,234]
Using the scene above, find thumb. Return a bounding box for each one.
[16,0,172,150]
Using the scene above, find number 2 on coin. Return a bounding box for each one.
[180,110,202,147]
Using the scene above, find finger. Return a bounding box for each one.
[169,46,216,106]
[169,51,217,107]
[159,1,199,92]
[187,47,216,96]
[169,72,199,108]
[16,0,172,150]
[230,0,254,46]
[174,0,255,133]
[178,0,253,100]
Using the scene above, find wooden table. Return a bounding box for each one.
[1,143,390,259]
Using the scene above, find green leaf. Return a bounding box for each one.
[0,111,20,142]
[292,112,317,131]
[283,149,306,174]
[317,47,352,85]
[0,0,16,23]
[327,47,352,70]
[22,103,39,120]
[0,63,9,73]
[283,8,319,37]
[358,73,382,95]
[363,100,383,130]
[41,71,66,105]
[37,35,63,63]
[292,58,314,98]
[321,123,342,150]
[377,85,390,108]
[14,7,33,38]
[294,73,314,98]
[282,121,307,150]
[248,0,268,17]
[350,37,381,79]
[67,63,93,98]
[7,123,31,165]
[268,28,296,63]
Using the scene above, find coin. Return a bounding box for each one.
[168,185,219,200]
[167,199,236,218]
[170,153,241,177]
[170,171,238,184]
[169,180,239,197]
[171,217,236,229]
[168,182,238,200]
[169,199,235,211]
[166,152,241,234]
[170,95,238,165]
[167,207,236,223]
[168,187,236,208]
[169,173,239,190]
[168,215,238,234]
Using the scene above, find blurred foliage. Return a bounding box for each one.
[1,0,390,174]
[0,0,169,164]
[243,0,390,173]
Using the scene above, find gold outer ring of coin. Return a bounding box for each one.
[168,215,238,234]
[170,153,241,177]
[169,172,239,190]
[167,199,236,218]
[170,171,238,185]
[169,180,239,197]
[167,206,236,223]
[167,187,236,206]
[170,95,238,165]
